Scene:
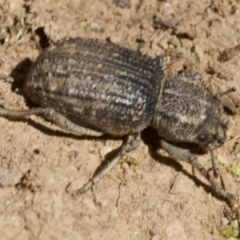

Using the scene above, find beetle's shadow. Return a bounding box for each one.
[8,27,50,96]
[9,58,32,92]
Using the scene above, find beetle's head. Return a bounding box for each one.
[194,87,236,151]
[195,115,228,151]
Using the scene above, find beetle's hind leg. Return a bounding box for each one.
[0,74,15,83]
[0,107,103,137]
[76,133,141,195]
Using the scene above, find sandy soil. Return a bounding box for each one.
[0,0,240,239]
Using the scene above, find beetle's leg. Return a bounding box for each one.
[0,107,103,136]
[76,133,140,195]
[210,150,218,178]
[159,139,237,201]
[0,74,15,83]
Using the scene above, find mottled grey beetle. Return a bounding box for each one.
[0,37,237,200]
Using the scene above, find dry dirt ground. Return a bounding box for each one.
[0,0,240,239]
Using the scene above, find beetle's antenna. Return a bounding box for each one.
[210,150,218,178]
[216,87,236,99]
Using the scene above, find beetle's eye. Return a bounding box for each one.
[221,121,228,130]
[198,134,208,142]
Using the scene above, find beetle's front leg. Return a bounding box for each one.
[159,139,237,201]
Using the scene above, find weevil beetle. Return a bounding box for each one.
[0,37,237,199]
